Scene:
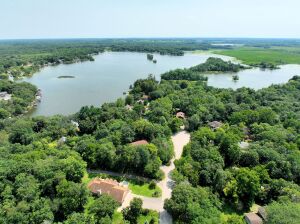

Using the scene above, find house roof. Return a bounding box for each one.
[245,213,263,224]
[257,207,267,221]
[0,91,12,101]
[176,112,185,119]
[130,140,149,146]
[125,105,133,110]
[208,121,223,129]
[141,95,149,100]
[87,178,129,204]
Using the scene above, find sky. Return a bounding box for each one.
[0,0,300,39]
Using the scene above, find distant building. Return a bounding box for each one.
[141,95,149,100]
[58,136,66,145]
[208,121,223,130]
[238,141,250,149]
[0,92,12,101]
[130,140,149,146]
[244,213,263,224]
[71,120,80,131]
[137,99,144,104]
[125,105,133,111]
[88,178,129,204]
[176,112,186,119]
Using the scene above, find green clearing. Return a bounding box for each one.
[129,181,161,198]
[214,47,300,65]
[84,172,161,198]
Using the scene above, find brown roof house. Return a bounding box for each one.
[130,140,149,146]
[88,178,129,204]
[244,213,263,224]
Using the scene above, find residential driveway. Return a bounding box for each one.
[118,131,191,224]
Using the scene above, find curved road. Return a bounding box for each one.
[120,131,191,224]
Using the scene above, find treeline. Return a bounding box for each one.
[0,80,37,117]
[0,40,104,78]
[161,57,244,81]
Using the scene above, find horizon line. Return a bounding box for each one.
[1,36,300,41]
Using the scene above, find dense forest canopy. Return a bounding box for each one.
[1,72,300,223]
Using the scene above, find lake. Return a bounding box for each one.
[205,64,300,89]
[22,51,300,116]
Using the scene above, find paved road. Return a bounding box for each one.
[158,131,190,224]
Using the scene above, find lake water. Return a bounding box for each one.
[22,51,300,116]
[206,64,300,89]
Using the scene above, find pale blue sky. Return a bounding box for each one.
[0,0,300,39]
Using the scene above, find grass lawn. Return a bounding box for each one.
[84,171,162,198]
[214,47,300,65]
[112,210,159,224]
[129,181,161,198]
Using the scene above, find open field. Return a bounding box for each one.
[215,46,300,65]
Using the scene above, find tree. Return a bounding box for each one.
[164,183,221,223]
[63,212,88,224]
[122,197,143,224]
[224,168,260,210]
[56,180,89,220]
[0,108,9,119]
[15,173,40,201]
[88,195,118,224]
[9,120,34,145]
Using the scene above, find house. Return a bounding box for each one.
[0,92,12,101]
[125,104,133,111]
[176,112,186,119]
[58,136,66,145]
[208,121,223,130]
[244,213,263,224]
[238,141,250,149]
[141,95,149,101]
[137,99,144,104]
[71,120,80,131]
[257,206,267,221]
[88,178,129,204]
[130,140,149,146]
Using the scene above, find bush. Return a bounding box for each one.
[149,181,156,190]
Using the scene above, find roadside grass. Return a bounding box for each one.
[214,47,300,65]
[112,210,159,224]
[84,172,162,198]
[112,212,124,224]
